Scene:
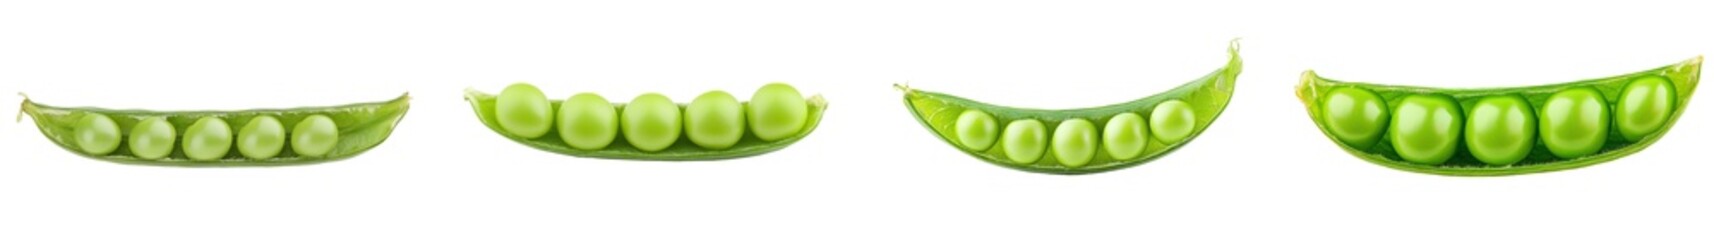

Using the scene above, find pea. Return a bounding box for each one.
[1052,118,1098,168]
[1318,87,1389,149]
[748,83,808,141]
[557,93,619,150]
[685,91,746,150]
[1001,119,1047,164]
[1102,112,1148,160]
[21,95,409,166]
[496,82,554,138]
[182,117,233,161]
[1463,95,1536,165]
[1149,99,1196,144]
[292,114,340,157]
[73,113,121,155]
[1297,56,1697,176]
[1388,94,1463,165]
[128,117,177,160]
[1615,76,1676,141]
[953,109,998,151]
[237,116,286,159]
[621,93,682,152]
[1539,87,1609,158]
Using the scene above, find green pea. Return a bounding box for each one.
[685,91,746,150]
[236,116,286,159]
[622,93,682,152]
[182,117,233,161]
[1463,95,1536,165]
[1149,99,1196,143]
[1615,76,1676,141]
[1001,119,1047,164]
[747,83,808,141]
[1102,112,1148,160]
[1319,87,1390,149]
[292,114,340,157]
[1052,118,1098,168]
[1539,87,1610,158]
[1388,94,1463,165]
[128,117,177,160]
[73,113,121,155]
[495,82,553,138]
[953,109,998,151]
[557,93,619,150]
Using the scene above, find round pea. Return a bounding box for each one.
[1102,112,1148,160]
[495,82,554,138]
[291,115,340,157]
[1539,87,1610,158]
[237,116,286,159]
[1052,119,1098,168]
[128,117,176,160]
[1388,94,1463,165]
[557,93,619,150]
[1464,95,1536,165]
[747,83,808,141]
[1615,76,1676,141]
[1319,87,1389,149]
[182,117,233,160]
[1001,119,1047,164]
[73,113,121,155]
[1149,99,1197,144]
[621,93,682,152]
[685,91,746,150]
[953,109,998,151]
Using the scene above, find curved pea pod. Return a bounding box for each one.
[18,94,412,166]
[898,41,1242,175]
[462,88,828,160]
[1297,56,1700,176]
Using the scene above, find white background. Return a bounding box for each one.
[2,0,1712,239]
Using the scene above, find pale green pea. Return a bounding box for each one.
[557,93,619,150]
[237,116,286,159]
[1052,118,1097,168]
[1615,76,1676,141]
[1463,95,1536,165]
[292,115,340,157]
[182,117,233,161]
[128,117,177,160]
[1320,87,1389,149]
[74,113,121,155]
[1149,99,1196,143]
[685,91,747,150]
[1389,94,1463,165]
[747,83,807,141]
[953,109,998,151]
[1001,119,1047,164]
[1102,112,1148,160]
[622,93,682,152]
[496,82,553,138]
[1539,87,1610,158]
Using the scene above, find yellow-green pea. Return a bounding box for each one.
[1464,95,1536,165]
[1389,94,1463,165]
[237,116,286,159]
[747,83,808,141]
[557,93,619,150]
[1539,87,1609,158]
[73,113,121,155]
[495,82,553,138]
[685,91,746,150]
[1615,76,1676,141]
[1319,87,1389,149]
[182,117,233,161]
[622,93,682,152]
[1102,112,1148,160]
[1001,119,1047,164]
[953,109,998,151]
[1149,99,1197,143]
[1052,118,1098,168]
[128,117,176,160]
[292,115,339,157]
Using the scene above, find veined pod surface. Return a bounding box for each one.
[464,83,827,160]
[1297,56,1700,176]
[898,41,1242,174]
[18,94,412,166]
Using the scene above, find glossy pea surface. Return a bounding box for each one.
[496,83,553,138]
[237,116,286,159]
[1051,118,1097,168]
[557,93,619,150]
[1463,95,1536,165]
[685,91,746,150]
[748,83,808,141]
[1539,87,1609,158]
[1101,112,1148,160]
[953,109,998,151]
[1149,100,1196,143]
[292,115,340,157]
[1388,94,1463,165]
[128,117,177,160]
[622,93,682,152]
[74,113,121,155]
[1001,120,1047,164]
[1319,87,1389,149]
[182,117,233,161]
[1615,76,1676,141]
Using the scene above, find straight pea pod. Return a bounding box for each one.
[898,41,1242,175]
[18,94,412,166]
[1297,56,1700,176]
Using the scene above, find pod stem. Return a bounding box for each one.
[892,83,917,96]
[16,92,28,123]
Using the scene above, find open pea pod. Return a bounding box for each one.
[463,89,827,160]
[898,41,1241,175]
[1297,56,1700,176]
[18,94,411,167]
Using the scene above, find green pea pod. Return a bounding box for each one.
[463,89,828,160]
[1297,56,1700,176]
[898,41,1242,175]
[18,94,412,166]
